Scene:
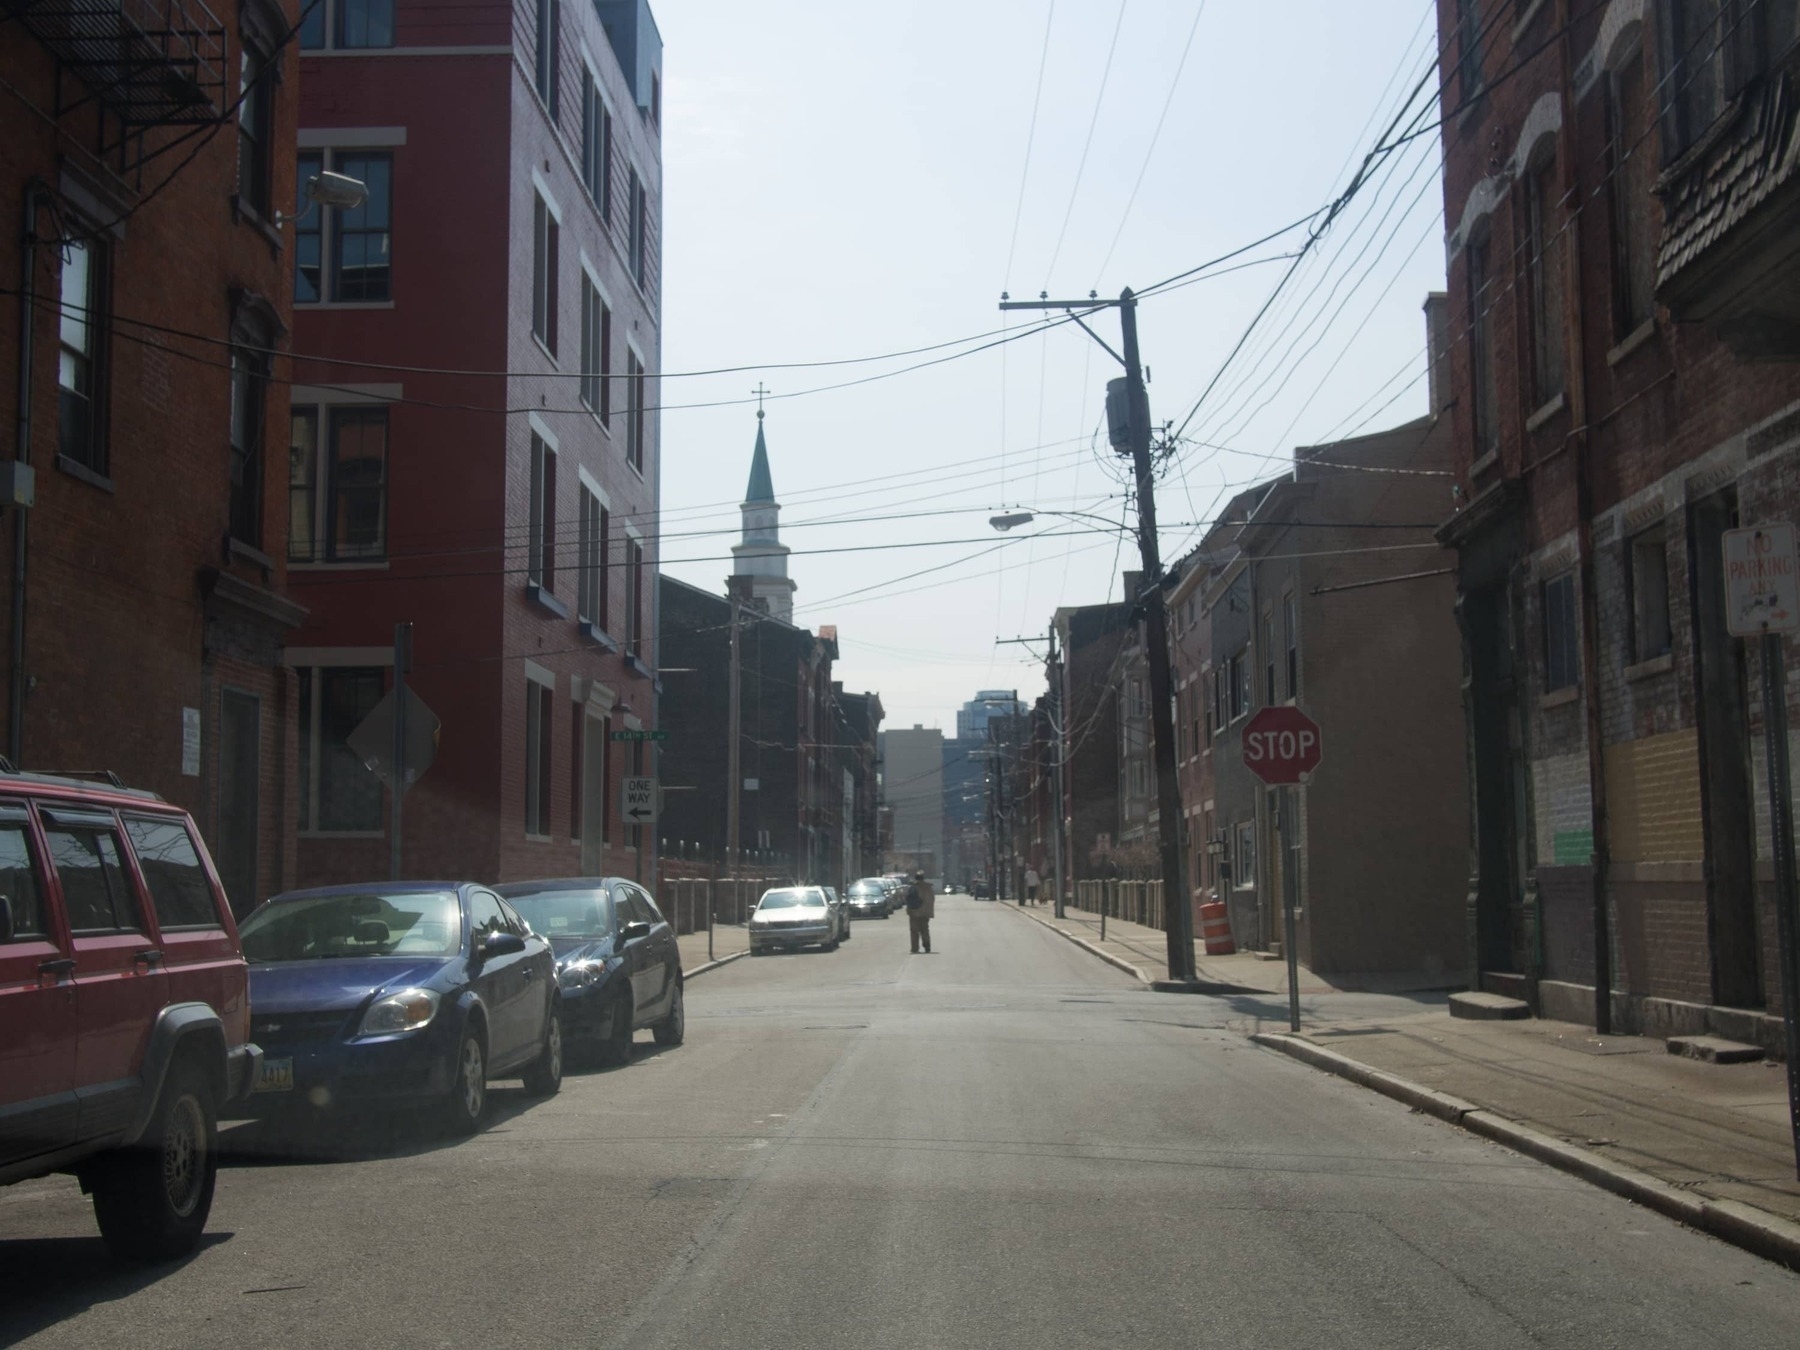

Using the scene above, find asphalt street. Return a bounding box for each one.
[3,896,1797,1348]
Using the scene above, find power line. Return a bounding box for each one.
[1042,0,1129,285]
[1003,0,1058,291]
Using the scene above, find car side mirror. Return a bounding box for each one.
[477,929,526,959]
[620,920,651,942]
[0,895,13,944]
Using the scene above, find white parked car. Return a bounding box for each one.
[749,887,841,955]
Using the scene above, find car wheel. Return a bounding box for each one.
[824,936,840,952]
[91,1061,217,1262]
[523,1006,564,1096]
[598,987,634,1067]
[439,1027,487,1136]
[653,981,685,1046]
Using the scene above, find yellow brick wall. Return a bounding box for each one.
[1604,729,1704,863]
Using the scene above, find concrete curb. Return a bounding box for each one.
[1003,902,1150,985]
[1251,1031,1800,1272]
[684,948,750,980]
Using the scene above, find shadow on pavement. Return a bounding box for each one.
[0,1231,233,1341]
[220,1086,544,1166]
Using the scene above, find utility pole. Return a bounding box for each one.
[1000,288,1196,982]
[725,585,743,876]
[1049,622,1068,919]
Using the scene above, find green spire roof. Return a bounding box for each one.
[745,412,775,503]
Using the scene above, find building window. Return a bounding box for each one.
[1130,758,1148,799]
[229,348,267,546]
[577,484,603,625]
[1663,0,1726,161]
[57,237,107,473]
[296,151,393,304]
[299,666,385,832]
[626,350,645,472]
[1262,617,1276,706]
[1607,53,1657,336]
[1525,158,1566,406]
[598,505,612,630]
[628,168,647,289]
[1468,236,1498,460]
[529,433,556,589]
[1542,571,1580,692]
[582,67,612,216]
[291,405,388,563]
[526,678,553,837]
[535,0,560,119]
[1283,593,1297,698]
[570,702,584,841]
[1235,820,1256,890]
[1629,526,1673,662]
[337,0,395,49]
[1208,668,1220,738]
[237,49,273,217]
[1455,0,1483,102]
[532,193,559,355]
[1129,677,1146,720]
[627,537,644,658]
[1229,650,1248,721]
[580,277,608,415]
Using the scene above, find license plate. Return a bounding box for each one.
[253,1058,294,1093]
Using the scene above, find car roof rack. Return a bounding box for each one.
[0,764,164,801]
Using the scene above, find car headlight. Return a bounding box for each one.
[557,961,605,990]
[357,987,440,1036]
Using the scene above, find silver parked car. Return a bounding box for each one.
[749,887,841,954]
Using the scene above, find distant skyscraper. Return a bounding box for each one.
[956,689,1025,742]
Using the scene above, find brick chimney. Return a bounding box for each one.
[1423,291,1451,415]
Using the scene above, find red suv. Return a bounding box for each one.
[0,768,260,1259]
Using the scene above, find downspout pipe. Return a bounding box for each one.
[1558,3,1613,1033]
[11,183,46,765]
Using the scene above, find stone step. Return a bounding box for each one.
[1666,1034,1765,1064]
[1448,991,1532,1021]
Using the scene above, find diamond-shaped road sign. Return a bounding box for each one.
[347,686,441,792]
[1242,705,1323,786]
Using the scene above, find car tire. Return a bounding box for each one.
[824,936,840,952]
[439,1026,487,1137]
[523,1006,564,1096]
[598,987,634,1067]
[652,981,685,1047]
[90,1061,217,1262]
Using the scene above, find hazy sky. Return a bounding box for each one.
[656,1,1448,731]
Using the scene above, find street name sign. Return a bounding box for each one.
[622,776,658,825]
[610,728,669,742]
[1242,706,1323,786]
[1725,523,1800,636]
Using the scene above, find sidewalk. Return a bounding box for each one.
[1007,898,1800,1263]
[677,921,749,976]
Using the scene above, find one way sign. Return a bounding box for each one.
[622,777,658,825]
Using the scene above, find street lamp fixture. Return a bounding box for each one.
[276,171,369,229]
[989,511,1035,532]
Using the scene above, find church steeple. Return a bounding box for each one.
[730,394,796,623]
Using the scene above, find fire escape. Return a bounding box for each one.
[11,0,229,174]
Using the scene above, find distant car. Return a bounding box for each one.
[238,883,563,1137]
[941,881,959,894]
[0,770,261,1260]
[496,877,684,1066]
[749,887,840,954]
[972,879,995,900]
[846,878,890,919]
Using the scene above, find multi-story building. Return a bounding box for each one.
[283,0,663,886]
[1168,547,1217,926]
[1435,0,1800,1044]
[956,689,1025,742]
[881,725,944,877]
[1054,596,1133,884]
[2,0,306,912]
[833,686,884,883]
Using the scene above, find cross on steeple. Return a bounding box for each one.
[752,382,770,419]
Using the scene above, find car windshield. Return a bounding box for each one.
[758,890,820,910]
[504,888,614,937]
[849,882,883,896]
[239,891,462,962]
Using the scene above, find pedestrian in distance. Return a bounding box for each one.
[907,869,935,953]
[1024,865,1040,905]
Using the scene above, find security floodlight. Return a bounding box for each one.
[306,171,369,211]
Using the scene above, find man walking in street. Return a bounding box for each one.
[907,869,935,953]
[1024,865,1040,906]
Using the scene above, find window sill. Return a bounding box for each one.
[56,455,114,493]
[1511,0,1547,43]
[290,558,390,572]
[1525,391,1566,433]
[1625,652,1674,681]
[296,300,395,311]
[1539,686,1580,710]
[580,619,619,651]
[232,196,284,254]
[532,333,558,367]
[625,653,652,679]
[1607,319,1658,367]
[229,538,276,570]
[526,581,569,618]
[525,833,553,844]
[299,829,385,840]
[1469,447,1500,479]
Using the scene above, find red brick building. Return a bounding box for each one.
[1,0,306,912]
[1436,0,1800,1045]
[285,0,663,887]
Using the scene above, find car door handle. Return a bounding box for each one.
[37,957,75,976]
[523,964,538,979]
[135,949,163,967]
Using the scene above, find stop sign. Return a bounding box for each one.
[1242,706,1323,785]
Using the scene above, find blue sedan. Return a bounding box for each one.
[235,883,564,1136]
